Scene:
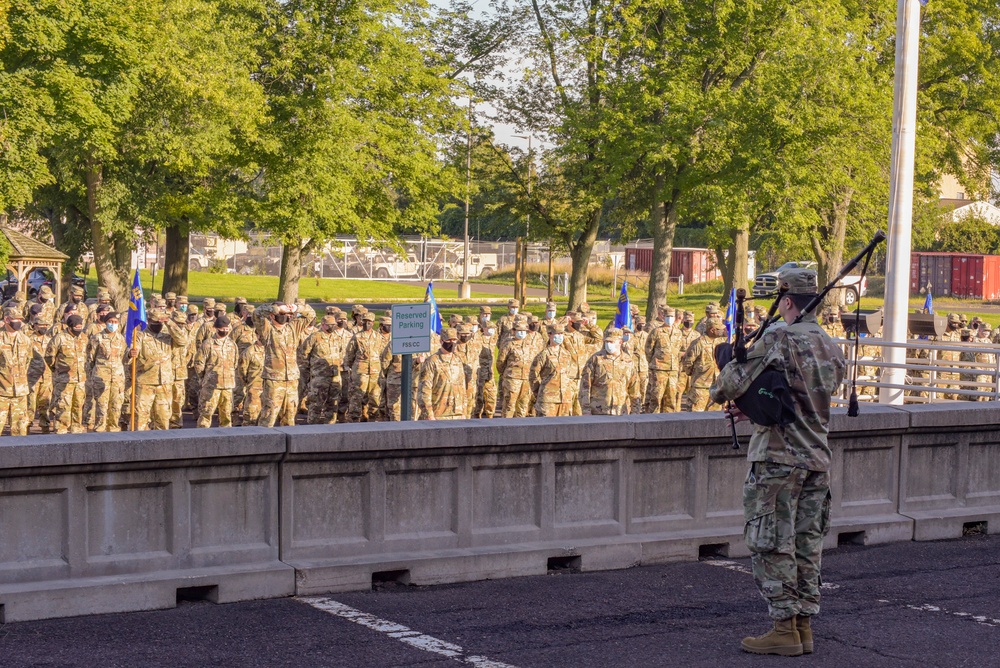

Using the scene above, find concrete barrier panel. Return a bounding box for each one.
[0,428,292,622]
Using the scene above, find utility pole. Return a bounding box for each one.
[513,134,533,305]
[880,0,922,405]
[459,98,473,299]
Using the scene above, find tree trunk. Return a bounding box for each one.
[810,187,853,308]
[714,244,736,304]
[278,240,302,303]
[646,178,679,319]
[86,161,129,312]
[733,225,750,296]
[566,209,601,311]
[162,223,190,296]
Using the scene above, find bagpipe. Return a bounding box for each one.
[714,231,887,447]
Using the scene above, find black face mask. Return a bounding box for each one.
[148,323,164,334]
[572,321,583,331]
[8,320,23,331]
[459,335,470,343]
[36,326,48,336]
[441,340,455,353]
[39,297,49,304]
[683,322,692,329]
[273,313,289,325]
[70,327,84,337]
[363,322,373,331]
[381,325,391,334]
[635,325,644,332]
[71,296,82,304]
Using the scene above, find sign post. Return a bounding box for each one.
[391,304,433,421]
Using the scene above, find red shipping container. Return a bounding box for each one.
[624,247,721,284]
[911,251,1000,300]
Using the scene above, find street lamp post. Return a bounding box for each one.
[513,134,533,304]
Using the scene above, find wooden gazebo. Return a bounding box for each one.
[1,227,69,303]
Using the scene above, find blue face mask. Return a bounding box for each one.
[106,323,119,333]
[552,334,564,345]
[179,304,188,313]
[515,330,527,340]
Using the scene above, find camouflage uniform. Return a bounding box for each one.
[343,315,385,422]
[54,285,89,326]
[973,326,996,400]
[681,318,725,412]
[938,316,963,399]
[188,298,218,410]
[497,325,535,418]
[239,338,265,426]
[580,329,641,416]
[27,320,53,433]
[194,329,238,428]
[379,346,418,421]
[710,268,846,626]
[631,318,650,403]
[170,312,193,428]
[417,329,473,420]
[529,327,575,417]
[674,314,699,410]
[231,306,257,416]
[255,305,300,427]
[0,317,33,435]
[695,302,720,334]
[87,325,127,432]
[28,286,57,325]
[300,317,346,424]
[45,326,89,434]
[333,314,353,422]
[473,309,498,418]
[644,315,679,413]
[496,300,521,350]
[130,312,188,430]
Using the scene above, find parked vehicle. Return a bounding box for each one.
[188,246,210,272]
[0,268,87,301]
[753,261,866,305]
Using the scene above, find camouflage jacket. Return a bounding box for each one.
[87,330,127,380]
[682,333,725,389]
[231,321,257,355]
[476,331,497,383]
[54,300,88,326]
[417,350,473,419]
[645,323,677,372]
[45,331,89,384]
[672,326,699,369]
[254,318,300,382]
[497,336,535,382]
[0,329,32,396]
[239,341,265,388]
[28,299,57,324]
[28,330,52,382]
[129,321,188,386]
[299,330,345,378]
[624,336,648,376]
[710,313,847,471]
[344,329,385,375]
[529,345,575,404]
[195,335,238,390]
[496,313,517,348]
[580,349,641,415]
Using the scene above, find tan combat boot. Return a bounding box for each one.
[796,615,813,654]
[740,617,803,656]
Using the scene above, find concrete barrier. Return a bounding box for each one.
[2,403,996,621]
[0,428,292,622]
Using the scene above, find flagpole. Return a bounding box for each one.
[130,355,137,431]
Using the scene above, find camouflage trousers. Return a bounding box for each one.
[28,372,51,432]
[233,372,245,413]
[186,371,200,411]
[307,372,342,425]
[744,462,831,621]
[638,372,648,408]
[171,379,187,429]
[0,394,29,435]
[535,400,573,417]
[473,375,497,418]
[243,380,263,426]
[197,387,233,428]
[570,380,582,417]
[338,368,350,421]
[51,380,86,434]
[347,371,381,422]
[258,379,298,427]
[135,383,172,430]
[82,375,96,430]
[645,370,679,413]
[91,372,125,433]
[678,375,691,411]
[500,378,532,418]
[685,386,717,412]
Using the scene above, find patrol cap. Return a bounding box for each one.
[188,305,200,315]
[778,268,819,295]
[97,289,111,301]
[13,290,25,301]
[295,298,306,307]
[458,323,472,334]
[479,306,492,314]
[546,301,557,310]
[66,314,85,328]
[514,322,528,331]
[69,285,84,296]
[30,315,49,326]
[449,313,462,324]
[983,322,993,332]
[39,285,54,298]
[3,307,22,319]
[565,310,578,319]
[153,298,167,309]
[214,316,231,328]
[442,327,458,341]
[529,315,539,323]
[656,302,669,311]
[683,311,695,321]
[960,328,972,338]
[351,304,364,314]
[507,299,519,307]
[380,316,391,326]
[635,315,646,325]
[548,323,565,335]
[362,311,375,321]
[705,316,725,330]
[214,302,227,314]
[171,311,187,325]
[706,302,720,314]
[322,315,338,326]
[235,297,248,305]
[165,292,177,300]
[604,327,622,339]
[204,297,216,308]
[947,312,961,323]
[177,295,189,305]
[148,309,169,323]
[325,305,341,315]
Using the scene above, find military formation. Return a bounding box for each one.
[3,282,999,435]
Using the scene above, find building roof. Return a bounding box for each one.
[1,227,69,262]
[948,201,1000,227]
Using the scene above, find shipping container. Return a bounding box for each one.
[624,247,721,284]
[910,252,1000,300]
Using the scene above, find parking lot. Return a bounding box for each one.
[3,534,999,667]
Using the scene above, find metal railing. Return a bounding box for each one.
[833,337,1000,403]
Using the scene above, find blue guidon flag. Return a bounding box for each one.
[724,287,736,338]
[613,281,632,331]
[125,269,147,346]
[424,282,442,335]
[924,288,933,314]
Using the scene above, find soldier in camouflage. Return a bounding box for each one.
[580,327,641,416]
[194,316,238,427]
[300,315,346,424]
[239,330,266,426]
[496,299,520,349]
[167,310,193,429]
[45,314,89,434]
[644,304,679,413]
[28,285,57,324]
[497,321,534,417]
[255,302,300,427]
[56,285,90,326]
[344,311,385,422]
[27,315,53,433]
[473,307,498,418]
[681,316,726,412]
[529,323,575,417]
[417,327,473,420]
[695,302,720,334]
[0,307,33,435]
[630,316,649,402]
[231,304,256,419]
[88,311,127,432]
[129,309,188,430]
[710,268,847,657]
[675,311,699,410]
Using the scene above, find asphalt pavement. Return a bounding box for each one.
[3,535,999,667]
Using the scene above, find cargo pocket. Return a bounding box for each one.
[819,490,832,537]
[743,464,787,554]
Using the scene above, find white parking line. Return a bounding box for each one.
[879,600,1000,627]
[702,559,840,589]
[298,597,519,668]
